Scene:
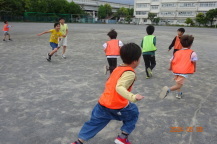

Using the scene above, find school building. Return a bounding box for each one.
[68,0,133,18]
[134,0,217,25]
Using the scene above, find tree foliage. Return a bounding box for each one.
[115,7,134,23]
[116,7,129,17]
[98,4,112,19]
[148,12,157,23]
[185,18,194,26]
[0,0,84,15]
[206,8,217,26]
[196,13,207,26]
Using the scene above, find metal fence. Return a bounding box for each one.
[0,12,96,23]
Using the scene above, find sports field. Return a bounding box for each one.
[0,23,217,144]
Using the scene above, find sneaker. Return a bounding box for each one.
[176,92,182,99]
[159,86,169,99]
[104,65,109,75]
[146,76,150,79]
[62,54,66,59]
[3,39,6,41]
[8,39,12,41]
[46,53,51,62]
[71,140,83,144]
[114,136,131,144]
[147,68,152,77]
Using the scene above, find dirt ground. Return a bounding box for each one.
[0,23,217,144]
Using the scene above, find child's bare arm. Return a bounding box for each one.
[135,94,144,101]
[168,61,172,71]
[37,30,50,36]
[193,62,196,72]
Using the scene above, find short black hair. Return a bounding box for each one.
[107,29,117,39]
[177,28,185,33]
[59,17,65,21]
[146,25,155,35]
[120,43,142,64]
[180,35,194,47]
[4,21,8,24]
[54,22,60,28]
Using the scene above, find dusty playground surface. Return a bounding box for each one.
[0,23,217,144]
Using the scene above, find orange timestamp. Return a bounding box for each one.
[170,127,203,132]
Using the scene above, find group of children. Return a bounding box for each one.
[70,26,197,144]
[2,20,197,144]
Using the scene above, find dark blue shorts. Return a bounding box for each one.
[50,42,58,50]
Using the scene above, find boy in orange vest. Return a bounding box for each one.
[71,43,144,144]
[2,21,13,41]
[160,35,197,99]
[168,28,185,54]
[103,29,123,74]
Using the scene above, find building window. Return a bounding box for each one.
[136,3,149,8]
[177,20,185,23]
[136,11,147,15]
[178,11,194,16]
[161,12,175,16]
[199,2,216,7]
[179,3,196,7]
[152,0,159,2]
[162,3,176,7]
[151,5,159,9]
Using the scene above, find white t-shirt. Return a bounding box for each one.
[103,40,123,58]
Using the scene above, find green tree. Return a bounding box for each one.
[0,0,84,15]
[196,13,208,26]
[128,8,134,17]
[116,7,129,17]
[115,7,134,23]
[148,12,157,24]
[98,4,112,19]
[153,17,160,25]
[0,0,24,15]
[98,5,106,19]
[185,18,194,26]
[67,1,84,14]
[206,8,217,27]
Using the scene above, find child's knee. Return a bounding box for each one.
[176,83,183,89]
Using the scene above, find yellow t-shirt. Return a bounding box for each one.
[49,29,63,44]
[60,24,68,35]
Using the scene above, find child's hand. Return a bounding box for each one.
[168,68,172,71]
[62,35,66,37]
[37,33,41,36]
[135,94,144,101]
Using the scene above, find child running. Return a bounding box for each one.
[71,43,144,144]
[141,25,157,79]
[103,29,123,74]
[2,21,13,41]
[37,23,64,61]
[160,35,197,99]
[168,28,185,54]
[58,17,68,59]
